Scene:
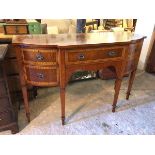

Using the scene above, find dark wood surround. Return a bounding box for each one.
[0,44,19,134]
[12,32,146,125]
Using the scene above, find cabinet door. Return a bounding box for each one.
[17,26,28,34]
[5,26,16,34]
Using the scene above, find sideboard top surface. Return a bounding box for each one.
[12,32,146,48]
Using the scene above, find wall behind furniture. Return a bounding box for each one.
[135,19,155,70]
[41,19,76,34]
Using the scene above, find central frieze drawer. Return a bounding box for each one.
[66,47,124,63]
[22,49,57,65]
[24,65,59,86]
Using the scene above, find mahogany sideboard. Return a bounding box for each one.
[0,44,19,133]
[12,32,146,125]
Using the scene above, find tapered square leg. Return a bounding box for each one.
[112,78,123,112]
[21,86,30,122]
[60,87,66,125]
[126,70,136,100]
[61,116,65,125]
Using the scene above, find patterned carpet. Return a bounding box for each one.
[1,71,155,135]
[16,72,155,135]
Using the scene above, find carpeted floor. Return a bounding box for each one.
[1,71,155,135]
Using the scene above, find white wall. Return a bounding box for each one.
[41,19,77,34]
[134,20,155,70]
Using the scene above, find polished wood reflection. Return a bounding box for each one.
[13,32,146,125]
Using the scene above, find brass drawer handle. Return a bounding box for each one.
[36,53,44,61]
[36,73,44,79]
[107,51,118,57]
[78,54,85,60]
